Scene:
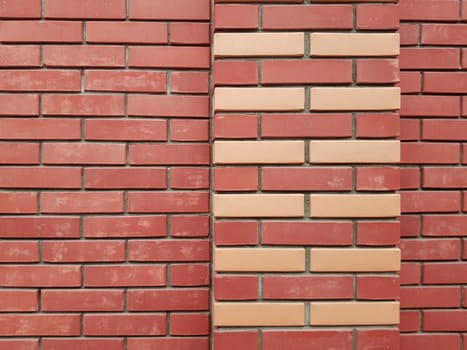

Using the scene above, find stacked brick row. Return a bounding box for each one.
[399,0,467,348]
[0,0,211,349]
[212,0,401,349]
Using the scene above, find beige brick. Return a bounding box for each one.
[310,87,400,110]
[310,302,400,325]
[214,32,304,57]
[213,194,305,217]
[214,141,305,164]
[214,302,305,326]
[310,33,399,56]
[309,140,400,163]
[214,248,306,272]
[214,87,305,112]
[310,194,400,218]
[310,248,401,272]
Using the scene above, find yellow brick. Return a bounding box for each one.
[213,194,305,217]
[214,32,304,57]
[214,248,306,272]
[309,140,400,163]
[214,302,305,326]
[310,302,400,325]
[310,87,400,110]
[214,141,305,164]
[310,33,399,56]
[214,87,305,111]
[310,248,401,272]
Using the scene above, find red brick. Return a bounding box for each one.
[85,71,166,93]
[464,96,467,116]
[41,290,124,311]
[43,143,126,165]
[213,114,258,139]
[0,0,41,18]
[170,167,209,190]
[0,45,40,67]
[0,217,80,239]
[263,331,353,350]
[214,61,258,86]
[171,216,209,238]
[422,24,467,45]
[0,167,80,189]
[424,72,467,93]
[424,263,467,284]
[84,314,166,336]
[263,167,352,191]
[0,118,80,140]
[424,310,467,331]
[423,167,467,188]
[0,241,39,263]
[128,94,209,117]
[399,119,419,141]
[128,338,208,350]
[42,94,125,116]
[401,143,460,164]
[45,0,125,18]
[85,168,167,189]
[356,59,399,84]
[170,22,210,45]
[0,315,80,336]
[463,49,467,68]
[401,215,420,237]
[400,311,420,332]
[357,329,399,350]
[42,241,125,263]
[0,192,37,214]
[84,216,166,238]
[171,72,209,94]
[262,113,352,138]
[214,275,258,300]
[214,167,258,191]
[129,46,209,69]
[400,48,460,70]
[401,238,461,260]
[170,313,209,336]
[356,113,399,138]
[423,215,467,237]
[43,46,125,67]
[0,94,38,115]
[0,21,82,43]
[400,24,419,46]
[357,275,399,300]
[401,191,461,213]
[0,70,80,92]
[0,143,39,165]
[400,167,419,189]
[0,290,37,311]
[41,192,124,214]
[0,340,38,350]
[170,120,208,141]
[401,286,460,308]
[423,119,467,141]
[264,275,353,300]
[128,192,208,213]
[400,71,421,93]
[400,334,460,350]
[400,0,459,21]
[170,264,209,286]
[357,221,400,246]
[215,4,258,29]
[128,289,209,311]
[214,331,258,350]
[128,240,210,262]
[401,95,460,117]
[86,119,166,141]
[400,262,421,285]
[262,59,352,84]
[357,4,398,29]
[262,5,353,30]
[356,167,400,191]
[214,221,258,246]
[87,22,167,44]
[129,0,209,20]
[0,266,81,287]
[262,221,353,246]
[130,144,210,165]
[42,339,123,350]
[84,265,166,287]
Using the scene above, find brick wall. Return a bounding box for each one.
[0,0,211,349]
[399,0,467,348]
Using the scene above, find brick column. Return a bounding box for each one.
[211,0,401,349]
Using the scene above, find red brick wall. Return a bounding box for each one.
[399,0,467,348]
[0,1,210,349]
